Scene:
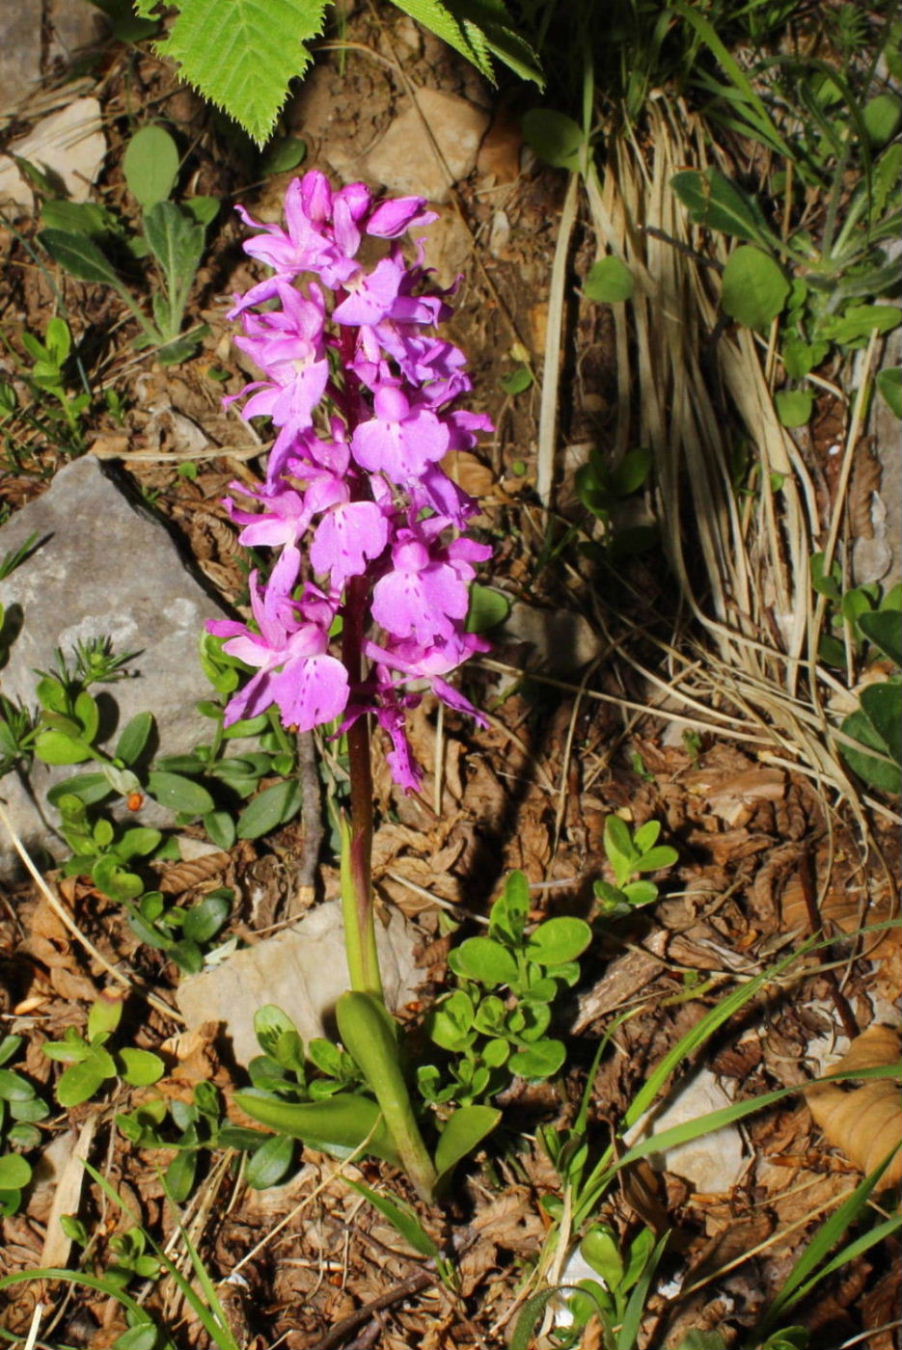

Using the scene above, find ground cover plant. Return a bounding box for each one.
[0,0,899,1347]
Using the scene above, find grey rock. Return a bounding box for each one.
[500,601,602,676]
[0,455,231,876]
[0,97,107,212]
[0,0,107,117]
[176,899,422,1065]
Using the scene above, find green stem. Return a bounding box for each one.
[340,574,382,1001]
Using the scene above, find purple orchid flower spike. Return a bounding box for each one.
[213,171,493,797]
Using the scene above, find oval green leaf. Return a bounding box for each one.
[146,770,215,816]
[124,125,180,208]
[721,245,790,330]
[522,108,584,170]
[448,937,519,986]
[584,255,634,303]
[525,916,592,965]
[0,1154,32,1191]
[245,1132,295,1189]
[236,779,302,839]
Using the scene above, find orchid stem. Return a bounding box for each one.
[340,574,383,1001]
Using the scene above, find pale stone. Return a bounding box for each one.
[627,1068,745,1193]
[363,88,489,203]
[0,456,233,876]
[0,97,107,212]
[501,601,602,676]
[176,899,422,1065]
[416,210,472,287]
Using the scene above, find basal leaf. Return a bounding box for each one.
[522,108,584,170]
[146,769,215,816]
[245,1132,294,1188]
[434,1104,501,1189]
[158,0,330,145]
[671,168,775,247]
[236,779,302,839]
[39,230,124,287]
[775,388,815,428]
[235,1090,401,1165]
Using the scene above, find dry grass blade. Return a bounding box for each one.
[536,172,580,506]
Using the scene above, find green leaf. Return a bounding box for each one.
[91,856,145,902]
[141,202,206,336]
[858,611,902,666]
[500,365,533,395]
[39,230,125,287]
[864,93,902,145]
[146,770,215,815]
[245,1132,295,1188]
[391,0,493,82]
[840,704,900,794]
[183,892,230,943]
[115,712,155,767]
[34,729,94,765]
[434,1104,501,1189]
[721,245,790,330]
[56,1046,117,1107]
[41,199,120,237]
[236,779,302,839]
[124,125,180,207]
[860,682,901,755]
[521,108,584,170]
[165,1147,198,1204]
[634,844,678,874]
[346,1178,440,1257]
[525,917,592,966]
[261,136,307,175]
[429,990,477,1051]
[466,585,511,634]
[235,1091,401,1165]
[46,772,112,807]
[448,936,519,986]
[876,369,902,419]
[776,388,815,428]
[117,827,163,861]
[510,1038,566,1079]
[670,168,775,247]
[119,1048,165,1088]
[584,256,634,303]
[490,869,530,944]
[0,1069,34,1102]
[818,305,902,344]
[88,996,123,1041]
[184,195,220,225]
[0,1155,31,1191]
[157,0,330,145]
[581,1224,624,1291]
[203,809,236,850]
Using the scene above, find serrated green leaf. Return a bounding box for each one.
[391,0,492,80]
[124,125,180,207]
[157,0,330,145]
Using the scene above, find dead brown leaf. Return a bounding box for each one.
[806,1025,902,1190]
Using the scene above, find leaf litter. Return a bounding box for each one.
[0,7,900,1349]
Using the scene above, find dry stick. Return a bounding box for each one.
[304,1270,438,1350]
[293,728,324,904]
[536,173,580,507]
[0,800,183,1024]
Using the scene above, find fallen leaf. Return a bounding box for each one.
[806,1025,902,1190]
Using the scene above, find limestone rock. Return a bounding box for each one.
[363,88,489,203]
[0,97,107,212]
[0,456,232,876]
[176,899,422,1065]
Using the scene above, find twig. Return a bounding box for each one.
[307,1269,436,1350]
[293,729,324,899]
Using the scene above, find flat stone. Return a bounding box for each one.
[0,456,232,876]
[627,1067,745,1194]
[0,97,106,212]
[176,899,422,1065]
[500,601,602,676]
[363,88,489,203]
[0,6,42,113]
